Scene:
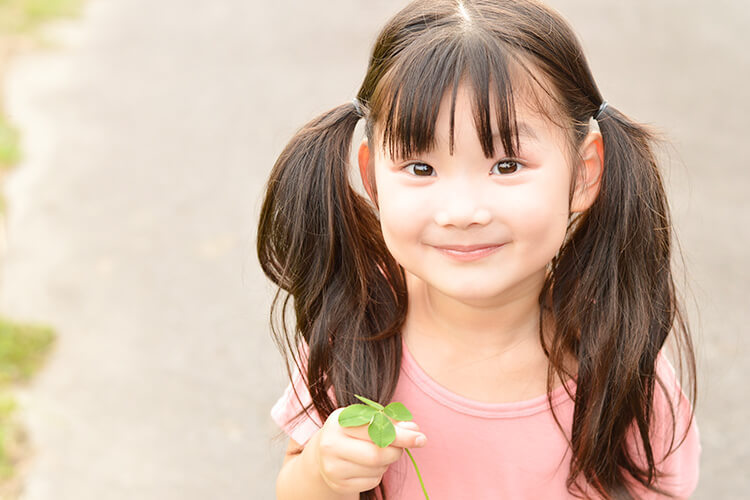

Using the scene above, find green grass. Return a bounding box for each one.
[0,0,85,34]
[0,318,55,385]
[0,0,86,170]
[0,0,72,493]
[0,317,54,480]
[0,115,21,171]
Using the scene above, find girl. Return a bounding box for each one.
[259,1,700,499]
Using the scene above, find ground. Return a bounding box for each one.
[0,0,747,498]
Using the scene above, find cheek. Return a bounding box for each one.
[375,178,429,255]
[525,200,569,247]
[510,173,571,255]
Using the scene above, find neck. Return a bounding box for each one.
[403,270,545,357]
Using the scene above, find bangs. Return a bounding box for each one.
[369,30,539,161]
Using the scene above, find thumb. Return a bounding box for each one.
[396,421,420,432]
[392,422,427,449]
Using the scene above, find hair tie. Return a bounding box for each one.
[594,101,608,120]
[352,98,365,118]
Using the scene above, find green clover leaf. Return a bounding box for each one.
[338,404,378,427]
[368,412,397,448]
[338,395,430,499]
[384,401,413,421]
[354,394,385,411]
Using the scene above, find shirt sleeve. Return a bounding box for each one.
[270,340,329,446]
[631,350,702,499]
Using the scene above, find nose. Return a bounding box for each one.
[433,183,491,228]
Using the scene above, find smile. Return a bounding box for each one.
[432,244,504,262]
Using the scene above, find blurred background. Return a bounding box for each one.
[0,0,747,498]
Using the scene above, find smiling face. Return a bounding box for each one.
[360,83,583,307]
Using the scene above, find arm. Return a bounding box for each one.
[276,431,358,500]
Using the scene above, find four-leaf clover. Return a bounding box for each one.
[338,394,413,447]
[339,394,430,499]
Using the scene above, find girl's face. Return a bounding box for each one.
[359,84,594,307]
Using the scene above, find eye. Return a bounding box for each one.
[491,159,524,175]
[403,162,435,177]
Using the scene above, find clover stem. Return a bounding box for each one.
[404,448,430,500]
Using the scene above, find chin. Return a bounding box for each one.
[433,282,508,305]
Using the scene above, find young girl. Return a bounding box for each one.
[259,1,700,499]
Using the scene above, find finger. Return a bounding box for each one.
[338,476,385,495]
[340,462,389,480]
[330,408,375,443]
[350,434,405,466]
[396,421,420,432]
[335,409,427,449]
[318,437,396,486]
[391,425,427,449]
[341,420,426,449]
[339,421,377,442]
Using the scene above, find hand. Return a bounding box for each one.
[313,408,427,495]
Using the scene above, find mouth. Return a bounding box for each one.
[431,244,505,262]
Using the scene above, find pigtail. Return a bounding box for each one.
[544,104,697,499]
[258,101,407,500]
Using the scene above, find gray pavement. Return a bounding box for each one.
[0,1,747,499]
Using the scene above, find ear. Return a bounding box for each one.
[357,138,377,204]
[570,130,604,213]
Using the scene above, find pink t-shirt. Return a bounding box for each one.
[271,336,701,499]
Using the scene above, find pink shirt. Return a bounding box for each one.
[271,337,701,499]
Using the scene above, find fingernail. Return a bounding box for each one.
[415,435,426,447]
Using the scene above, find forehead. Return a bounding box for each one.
[442,84,551,141]
[371,78,566,160]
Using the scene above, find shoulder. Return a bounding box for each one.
[270,339,333,446]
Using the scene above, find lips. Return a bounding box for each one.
[433,244,501,252]
[431,243,505,262]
